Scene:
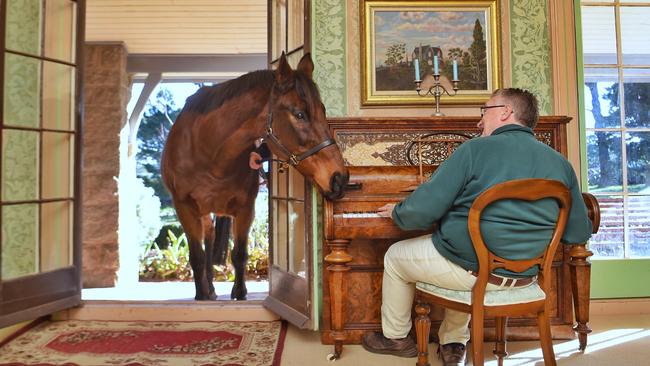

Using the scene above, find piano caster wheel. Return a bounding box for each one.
[326,353,339,362]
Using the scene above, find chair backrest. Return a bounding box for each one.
[468,179,571,297]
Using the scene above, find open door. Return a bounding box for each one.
[263,0,317,329]
[0,0,85,327]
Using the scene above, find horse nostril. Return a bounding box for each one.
[329,171,348,199]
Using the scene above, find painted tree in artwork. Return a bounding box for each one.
[468,18,487,88]
[385,43,406,67]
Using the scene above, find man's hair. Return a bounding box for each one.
[492,88,539,128]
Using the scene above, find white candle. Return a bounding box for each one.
[433,55,439,75]
[453,60,458,80]
[414,58,420,80]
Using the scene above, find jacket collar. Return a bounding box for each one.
[491,123,534,136]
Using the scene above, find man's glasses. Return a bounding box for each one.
[480,104,506,117]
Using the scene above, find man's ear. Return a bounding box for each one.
[500,105,513,121]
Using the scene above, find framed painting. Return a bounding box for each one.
[361,0,502,106]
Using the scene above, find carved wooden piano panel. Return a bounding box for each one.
[321,116,597,358]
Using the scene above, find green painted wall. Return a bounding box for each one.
[592,260,650,298]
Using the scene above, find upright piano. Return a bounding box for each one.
[322,116,597,358]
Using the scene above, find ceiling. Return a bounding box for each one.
[85,0,267,55]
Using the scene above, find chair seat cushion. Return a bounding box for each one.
[416,281,546,306]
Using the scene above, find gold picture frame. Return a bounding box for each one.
[361,0,502,106]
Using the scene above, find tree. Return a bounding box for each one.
[136,87,182,209]
[586,81,650,190]
[586,82,621,189]
[468,19,487,87]
[385,43,406,67]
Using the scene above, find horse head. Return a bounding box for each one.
[264,52,349,200]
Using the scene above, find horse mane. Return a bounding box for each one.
[292,72,324,119]
[182,68,323,119]
[182,70,275,114]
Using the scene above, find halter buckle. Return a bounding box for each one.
[289,155,299,166]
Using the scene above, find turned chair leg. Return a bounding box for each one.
[537,309,557,366]
[493,316,508,366]
[471,310,485,366]
[415,302,431,366]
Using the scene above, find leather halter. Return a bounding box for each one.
[262,90,336,167]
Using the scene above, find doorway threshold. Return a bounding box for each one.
[56,281,277,322]
[82,281,269,301]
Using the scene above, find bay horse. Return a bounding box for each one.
[161,53,349,300]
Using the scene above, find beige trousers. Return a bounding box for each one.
[381,234,513,345]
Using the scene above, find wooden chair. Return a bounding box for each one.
[414,179,572,366]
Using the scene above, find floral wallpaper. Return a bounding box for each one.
[2,204,38,280]
[313,0,347,116]
[2,130,39,201]
[4,53,41,128]
[5,0,42,56]
[509,0,553,114]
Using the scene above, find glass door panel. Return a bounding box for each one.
[44,0,76,63]
[5,0,42,56]
[40,201,73,271]
[3,53,41,128]
[43,61,75,131]
[2,130,39,201]
[288,201,306,277]
[1,204,39,279]
[42,132,73,199]
[273,199,289,270]
[271,0,287,60]
[288,0,304,50]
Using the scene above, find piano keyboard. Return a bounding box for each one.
[341,211,382,218]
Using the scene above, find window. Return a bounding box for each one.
[581,0,650,258]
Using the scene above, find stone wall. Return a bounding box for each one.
[82,43,129,287]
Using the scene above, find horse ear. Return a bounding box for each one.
[297,53,314,79]
[275,51,294,87]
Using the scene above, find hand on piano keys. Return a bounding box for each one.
[377,203,396,218]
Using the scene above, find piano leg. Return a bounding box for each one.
[569,244,593,352]
[324,238,352,359]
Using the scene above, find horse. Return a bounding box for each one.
[161,53,349,300]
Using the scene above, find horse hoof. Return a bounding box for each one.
[230,294,247,301]
[195,293,217,301]
[230,291,248,301]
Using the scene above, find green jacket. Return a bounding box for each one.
[392,124,593,276]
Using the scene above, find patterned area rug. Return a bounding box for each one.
[0,320,286,366]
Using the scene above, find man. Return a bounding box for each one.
[361,88,593,365]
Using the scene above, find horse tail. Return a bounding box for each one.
[213,215,232,266]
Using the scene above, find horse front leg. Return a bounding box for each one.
[202,215,217,300]
[231,207,254,300]
[175,202,214,300]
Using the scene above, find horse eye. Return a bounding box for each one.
[295,111,306,120]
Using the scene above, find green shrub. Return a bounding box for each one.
[139,215,269,282]
[139,229,192,281]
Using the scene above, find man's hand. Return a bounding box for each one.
[377,203,396,218]
[249,151,263,170]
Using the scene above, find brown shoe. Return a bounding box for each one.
[361,331,418,358]
[437,342,468,365]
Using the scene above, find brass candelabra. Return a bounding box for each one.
[414,74,460,116]
[412,55,460,116]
